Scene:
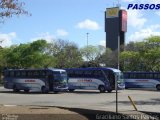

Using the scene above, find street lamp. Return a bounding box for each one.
[86,33,89,62]
[86,32,89,47]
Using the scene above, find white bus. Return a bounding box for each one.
[124,71,160,90]
[3,68,68,93]
[65,67,125,93]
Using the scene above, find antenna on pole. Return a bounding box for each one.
[113,2,115,7]
[116,0,121,8]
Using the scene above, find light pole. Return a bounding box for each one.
[86,33,89,62]
[86,33,89,48]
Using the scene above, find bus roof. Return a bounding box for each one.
[4,68,65,72]
[124,71,160,74]
[65,67,121,72]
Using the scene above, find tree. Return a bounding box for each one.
[80,45,100,62]
[121,36,160,71]
[0,0,30,23]
[48,39,83,68]
[4,39,56,68]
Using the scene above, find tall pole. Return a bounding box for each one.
[86,33,89,47]
[86,33,89,62]
[116,35,120,114]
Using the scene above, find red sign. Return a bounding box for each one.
[78,79,92,82]
[25,80,35,82]
[121,10,127,32]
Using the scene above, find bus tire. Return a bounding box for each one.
[24,89,29,93]
[107,89,112,93]
[68,89,75,92]
[98,85,105,93]
[41,86,48,93]
[53,91,58,94]
[156,84,160,90]
[13,85,19,92]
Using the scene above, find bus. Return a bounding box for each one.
[65,67,125,93]
[3,68,68,93]
[124,71,160,90]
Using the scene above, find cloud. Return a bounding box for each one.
[56,29,68,36]
[146,0,160,4]
[0,32,16,47]
[31,32,54,43]
[127,9,147,28]
[127,24,160,43]
[76,19,100,30]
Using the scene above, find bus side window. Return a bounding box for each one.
[93,70,104,81]
[21,71,26,78]
[74,70,83,78]
[158,73,160,79]
[39,70,46,78]
[124,73,129,79]
[10,71,15,77]
[84,70,92,78]
[33,70,39,78]
[67,70,74,77]
[4,71,10,77]
[146,73,153,79]
[15,71,21,77]
[27,71,33,78]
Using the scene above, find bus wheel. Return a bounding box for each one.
[13,85,19,92]
[24,90,29,93]
[98,85,105,93]
[68,89,75,92]
[107,89,112,93]
[53,91,58,94]
[156,84,160,90]
[41,86,48,93]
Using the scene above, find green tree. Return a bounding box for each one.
[4,39,55,68]
[121,36,160,71]
[80,45,100,61]
[48,39,83,68]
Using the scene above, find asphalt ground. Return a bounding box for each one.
[0,87,160,120]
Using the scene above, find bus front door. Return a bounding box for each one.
[48,75,54,91]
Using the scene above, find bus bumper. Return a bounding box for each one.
[118,84,125,90]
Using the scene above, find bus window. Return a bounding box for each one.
[124,73,129,79]
[93,70,105,81]
[33,70,39,78]
[21,71,26,78]
[146,73,153,79]
[74,70,83,77]
[4,71,9,77]
[83,70,93,78]
[39,70,46,78]
[15,71,21,77]
[10,71,14,77]
[27,71,33,78]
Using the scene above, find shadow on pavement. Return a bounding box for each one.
[140,111,160,120]
[56,107,137,120]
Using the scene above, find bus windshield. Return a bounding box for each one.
[116,72,124,84]
[54,71,68,83]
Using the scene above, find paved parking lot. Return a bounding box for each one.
[0,87,160,113]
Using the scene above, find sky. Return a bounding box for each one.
[1,0,160,48]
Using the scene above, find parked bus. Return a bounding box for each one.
[3,68,68,93]
[124,71,160,90]
[65,67,125,93]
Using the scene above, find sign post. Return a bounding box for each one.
[115,74,118,114]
